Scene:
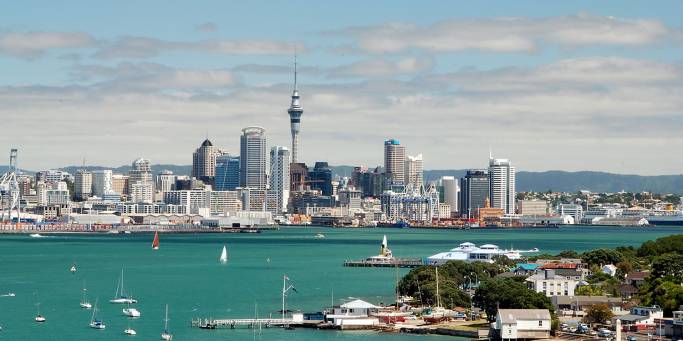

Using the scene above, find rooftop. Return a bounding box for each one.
[497,309,551,323]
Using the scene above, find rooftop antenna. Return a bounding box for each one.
[293,49,298,92]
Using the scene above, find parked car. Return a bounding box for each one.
[597,328,612,337]
[626,335,637,341]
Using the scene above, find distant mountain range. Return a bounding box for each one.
[2,165,682,194]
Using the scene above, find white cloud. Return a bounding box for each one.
[328,56,434,78]
[341,13,672,54]
[0,31,95,59]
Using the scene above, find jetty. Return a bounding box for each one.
[191,318,304,329]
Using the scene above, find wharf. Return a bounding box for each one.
[343,259,424,268]
[190,318,319,329]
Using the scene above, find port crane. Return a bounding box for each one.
[0,149,20,223]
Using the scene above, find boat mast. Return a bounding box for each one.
[164,304,169,333]
[435,267,441,308]
[281,275,286,322]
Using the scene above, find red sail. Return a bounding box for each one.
[152,232,159,249]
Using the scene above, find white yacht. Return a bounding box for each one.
[89,299,106,329]
[219,245,228,263]
[161,304,173,340]
[80,282,92,309]
[427,242,539,265]
[123,303,141,317]
[124,328,137,335]
[110,269,138,304]
[29,234,43,238]
[314,233,326,239]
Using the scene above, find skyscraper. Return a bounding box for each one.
[384,139,405,186]
[239,127,267,190]
[128,158,153,203]
[192,139,221,184]
[309,162,333,196]
[405,154,424,190]
[459,170,489,217]
[215,154,240,191]
[269,146,290,214]
[287,58,303,163]
[74,169,92,201]
[92,169,113,196]
[155,170,176,193]
[439,176,460,216]
[488,155,516,214]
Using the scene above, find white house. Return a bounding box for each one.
[494,309,552,340]
[613,306,664,328]
[526,269,578,297]
[602,264,618,277]
[325,299,380,329]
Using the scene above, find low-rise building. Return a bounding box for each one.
[613,306,664,329]
[493,309,551,340]
[526,269,578,297]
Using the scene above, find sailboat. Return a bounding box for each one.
[34,302,46,323]
[110,269,138,304]
[89,298,106,329]
[220,245,228,263]
[161,304,173,340]
[124,319,137,335]
[80,281,92,309]
[152,232,160,250]
[70,263,77,273]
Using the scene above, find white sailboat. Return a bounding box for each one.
[110,269,138,304]
[220,245,228,263]
[124,319,136,335]
[34,302,46,323]
[70,264,77,273]
[123,302,141,317]
[89,298,106,329]
[80,281,92,309]
[161,304,173,340]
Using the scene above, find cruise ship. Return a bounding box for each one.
[427,242,539,265]
[622,207,683,226]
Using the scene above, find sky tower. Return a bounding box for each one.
[287,56,303,163]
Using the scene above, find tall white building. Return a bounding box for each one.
[384,139,405,186]
[269,146,290,214]
[128,158,154,203]
[240,127,267,190]
[74,169,92,201]
[92,170,113,197]
[440,176,459,216]
[405,154,424,190]
[192,139,222,183]
[156,170,176,193]
[488,155,516,214]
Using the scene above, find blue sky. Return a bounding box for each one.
[1,1,682,174]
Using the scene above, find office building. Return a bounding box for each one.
[128,158,153,203]
[155,170,176,193]
[489,156,516,214]
[111,174,129,195]
[405,154,423,190]
[352,166,385,198]
[309,162,333,196]
[192,139,222,184]
[290,162,309,192]
[287,59,304,163]
[74,169,92,201]
[518,200,548,216]
[460,170,489,217]
[384,139,405,186]
[439,176,459,217]
[92,170,113,197]
[269,146,290,214]
[239,127,267,190]
[215,154,240,191]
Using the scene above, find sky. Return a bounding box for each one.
[1,1,682,175]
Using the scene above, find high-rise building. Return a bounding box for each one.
[460,170,489,217]
[290,162,309,192]
[239,127,267,190]
[384,139,405,186]
[155,170,176,193]
[309,162,333,196]
[92,170,113,197]
[488,155,516,214]
[405,154,424,190]
[269,146,290,214]
[192,139,222,184]
[128,158,153,203]
[287,59,304,164]
[439,176,459,216]
[215,155,240,191]
[111,174,129,195]
[74,169,92,201]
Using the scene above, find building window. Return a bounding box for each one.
[539,320,543,327]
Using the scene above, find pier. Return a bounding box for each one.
[191,318,304,329]
[343,259,424,268]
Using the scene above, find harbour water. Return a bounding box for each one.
[0,226,678,340]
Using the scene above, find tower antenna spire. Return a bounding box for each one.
[294,50,298,91]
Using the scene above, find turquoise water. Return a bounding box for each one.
[0,226,679,340]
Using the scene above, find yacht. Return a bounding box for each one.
[110,269,138,304]
[219,245,228,263]
[80,282,92,309]
[89,299,106,329]
[161,304,173,340]
[70,264,77,273]
[29,234,43,238]
[427,242,539,265]
[123,304,141,317]
[124,328,137,335]
[34,301,46,322]
[314,233,326,239]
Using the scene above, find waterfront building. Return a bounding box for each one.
[439,176,459,217]
[427,242,539,265]
[237,188,278,213]
[192,139,222,185]
[352,166,385,198]
[128,158,154,203]
[45,189,70,205]
[164,189,211,216]
[215,154,240,191]
[525,269,578,297]
[289,162,308,192]
[111,174,129,196]
[438,203,451,219]
[92,170,113,197]
[270,146,291,214]
[289,190,334,215]
[494,309,551,340]
[210,190,241,214]
[558,204,583,222]
[239,127,267,190]
[287,59,304,164]
[383,139,405,186]
[309,162,333,196]
[404,154,423,190]
[155,170,176,193]
[74,169,92,201]
[489,155,516,214]
[459,170,489,217]
[518,200,548,216]
[129,181,153,203]
[338,188,362,211]
[17,174,31,197]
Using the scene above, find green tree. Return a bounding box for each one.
[650,253,683,283]
[473,277,554,322]
[584,303,614,324]
[557,250,579,258]
[581,249,624,266]
[576,285,604,296]
[637,235,683,257]
[640,278,683,316]
[615,261,633,278]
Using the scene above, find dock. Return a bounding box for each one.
[191,318,302,329]
[343,259,424,268]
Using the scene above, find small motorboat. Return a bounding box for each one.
[124,328,137,335]
[35,315,46,323]
[29,234,43,238]
[123,306,141,317]
[314,233,325,239]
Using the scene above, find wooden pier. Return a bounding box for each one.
[343,259,424,268]
[191,318,302,329]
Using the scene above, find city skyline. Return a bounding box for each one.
[1,1,682,174]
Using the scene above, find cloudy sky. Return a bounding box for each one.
[2,1,682,174]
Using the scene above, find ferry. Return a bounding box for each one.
[646,210,683,226]
[427,242,539,265]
